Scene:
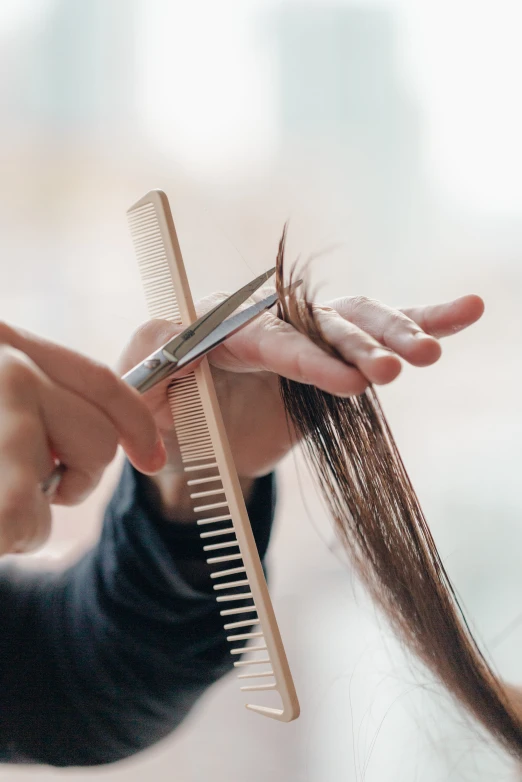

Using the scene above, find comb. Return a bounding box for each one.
[127,190,300,722]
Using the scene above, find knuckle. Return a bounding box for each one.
[0,321,16,345]
[348,295,373,313]
[383,312,412,340]
[90,361,122,404]
[0,349,35,397]
[325,297,351,314]
[259,312,290,334]
[312,304,338,322]
[328,296,377,322]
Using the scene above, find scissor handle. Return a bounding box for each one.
[122,346,178,393]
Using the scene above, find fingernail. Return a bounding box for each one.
[413,332,433,341]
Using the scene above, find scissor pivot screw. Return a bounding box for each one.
[144,359,161,370]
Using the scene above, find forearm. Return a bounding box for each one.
[0,462,275,766]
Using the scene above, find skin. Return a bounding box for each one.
[0,291,484,552]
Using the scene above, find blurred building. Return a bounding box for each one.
[11,0,137,138]
[271,4,428,270]
[0,0,148,344]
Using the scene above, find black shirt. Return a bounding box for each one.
[0,461,275,766]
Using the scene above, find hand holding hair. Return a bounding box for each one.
[0,278,476,553]
[270,228,522,762]
[118,281,483,489]
[0,239,482,540]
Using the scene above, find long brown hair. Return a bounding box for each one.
[275,226,522,759]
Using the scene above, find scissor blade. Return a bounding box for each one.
[122,279,302,393]
[175,293,278,369]
[176,279,302,369]
[164,266,276,362]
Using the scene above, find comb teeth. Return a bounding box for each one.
[127,190,299,722]
[184,462,218,472]
[224,618,260,630]
[203,544,240,556]
[197,515,233,525]
[169,367,287,708]
[214,579,250,591]
[127,203,182,323]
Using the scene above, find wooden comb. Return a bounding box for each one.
[127,190,300,722]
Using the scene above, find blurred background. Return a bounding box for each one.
[0,0,521,779]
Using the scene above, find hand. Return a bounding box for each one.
[0,323,166,554]
[118,291,484,489]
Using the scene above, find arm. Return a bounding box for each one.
[0,462,275,766]
[0,291,483,767]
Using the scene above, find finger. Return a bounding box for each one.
[0,354,53,552]
[116,319,205,430]
[120,301,372,396]
[211,311,370,397]
[400,294,485,338]
[192,293,395,386]
[0,347,122,508]
[0,446,53,554]
[155,295,371,396]
[0,457,53,555]
[329,296,442,367]
[0,323,165,474]
[310,306,402,385]
[37,378,120,505]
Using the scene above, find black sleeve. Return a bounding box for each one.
[0,462,276,767]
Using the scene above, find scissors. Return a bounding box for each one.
[121,266,291,393]
[41,266,293,495]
